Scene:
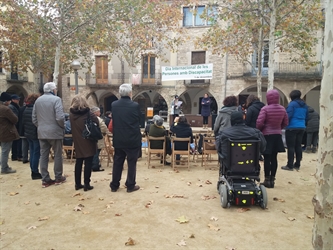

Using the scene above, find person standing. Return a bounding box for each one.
[171,95,181,121]
[281,90,308,171]
[245,95,265,128]
[22,94,42,180]
[32,82,66,188]
[110,84,141,193]
[70,95,98,191]
[213,95,238,136]
[91,106,108,172]
[0,92,19,174]
[256,89,289,188]
[305,106,319,153]
[9,94,22,161]
[201,93,211,129]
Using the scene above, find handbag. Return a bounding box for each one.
[82,112,103,141]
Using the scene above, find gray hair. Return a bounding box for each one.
[43,82,57,93]
[119,83,132,97]
[90,106,100,113]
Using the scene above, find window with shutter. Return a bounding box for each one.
[95,56,108,84]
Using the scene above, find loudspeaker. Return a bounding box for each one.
[140,112,145,128]
[211,114,217,130]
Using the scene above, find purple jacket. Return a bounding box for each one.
[256,89,288,135]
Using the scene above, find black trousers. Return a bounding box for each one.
[75,156,93,185]
[110,147,140,190]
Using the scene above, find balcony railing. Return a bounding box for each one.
[6,72,28,82]
[242,62,322,79]
[86,72,162,86]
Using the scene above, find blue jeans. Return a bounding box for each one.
[92,149,101,170]
[1,141,13,171]
[286,129,305,168]
[27,139,40,173]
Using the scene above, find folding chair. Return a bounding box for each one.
[147,136,166,168]
[201,136,218,169]
[100,134,114,168]
[62,134,75,164]
[171,136,191,170]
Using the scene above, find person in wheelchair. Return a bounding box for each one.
[217,111,266,170]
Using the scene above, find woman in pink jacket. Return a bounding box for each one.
[256,89,288,188]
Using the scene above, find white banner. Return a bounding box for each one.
[161,64,213,81]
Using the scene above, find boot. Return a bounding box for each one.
[261,176,271,188]
[304,146,312,153]
[312,147,317,153]
[31,172,42,180]
[270,176,276,188]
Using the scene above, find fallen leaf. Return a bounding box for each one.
[145,201,153,208]
[208,223,220,231]
[237,208,250,213]
[98,198,104,201]
[282,210,288,214]
[72,192,81,197]
[77,204,85,207]
[288,182,292,184]
[27,225,37,230]
[125,237,136,246]
[82,211,90,215]
[78,197,85,201]
[205,180,212,184]
[273,197,285,202]
[106,204,112,209]
[306,215,314,219]
[176,215,189,224]
[24,201,30,205]
[176,239,187,246]
[187,182,192,186]
[288,217,296,221]
[8,192,19,196]
[201,195,217,200]
[73,206,82,211]
[115,213,122,216]
[155,186,159,188]
[225,247,236,250]
[144,177,149,180]
[35,202,40,206]
[197,184,203,187]
[165,194,185,198]
[38,216,49,221]
[17,184,23,188]
[189,234,195,238]
[210,216,218,221]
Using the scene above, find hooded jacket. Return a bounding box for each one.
[306,106,319,132]
[245,100,265,128]
[285,98,308,130]
[0,102,19,142]
[213,106,238,135]
[256,90,288,135]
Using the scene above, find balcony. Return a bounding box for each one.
[241,62,322,80]
[184,79,210,87]
[86,72,162,87]
[6,72,28,83]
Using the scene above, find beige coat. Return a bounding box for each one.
[97,116,108,149]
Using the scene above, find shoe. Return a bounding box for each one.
[1,168,16,174]
[31,172,42,180]
[42,179,55,188]
[17,158,22,161]
[164,161,171,166]
[261,176,272,188]
[75,184,84,190]
[92,168,105,172]
[55,176,67,185]
[11,158,18,161]
[270,176,276,188]
[304,147,312,153]
[127,185,140,193]
[281,166,294,171]
[111,188,118,192]
[84,185,94,191]
[23,160,29,164]
[294,167,300,171]
[312,147,317,153]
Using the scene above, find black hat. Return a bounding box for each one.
[175,95,179,98]
[0,92,12,102]
[11,94,20,100]
[231,111,244,126]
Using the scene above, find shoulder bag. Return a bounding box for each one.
[82,112,103,141]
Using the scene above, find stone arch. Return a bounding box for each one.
[86,91,98,107]
[6,84,29,106]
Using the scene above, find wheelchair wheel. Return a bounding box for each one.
[259,185,268,209]
[219,184,228,208]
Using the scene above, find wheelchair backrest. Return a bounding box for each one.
[226,139,260,175]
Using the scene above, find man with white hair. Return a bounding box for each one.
[110,83,141,193]
[32,82,66,188]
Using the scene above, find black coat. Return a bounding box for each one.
[306,107,319,132]
[170,122,193,150]
[245,100,265,128]
[22,105,38,140]
[112,96,141,149]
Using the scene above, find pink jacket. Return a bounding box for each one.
[256,89,288,135]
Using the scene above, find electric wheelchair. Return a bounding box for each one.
[217,139,268,209]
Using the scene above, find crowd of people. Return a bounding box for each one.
[0,84,318,193]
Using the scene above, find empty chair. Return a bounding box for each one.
[171,136,191,170]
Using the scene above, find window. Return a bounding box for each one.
[142,55,155,84]
[254,41,269,72]
[95,56,108,84]
[191,51,205,84]
[183,6,217,27]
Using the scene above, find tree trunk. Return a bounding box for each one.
[267,0,276,91]
[312,1,333,249]
[256,0,263,101]
[53,42,62,88]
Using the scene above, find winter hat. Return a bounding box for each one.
[153,115,164,126]
[43,82,57,93]
[11,94,20,100]
[0,92,12,102]
[230,111,244,126]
